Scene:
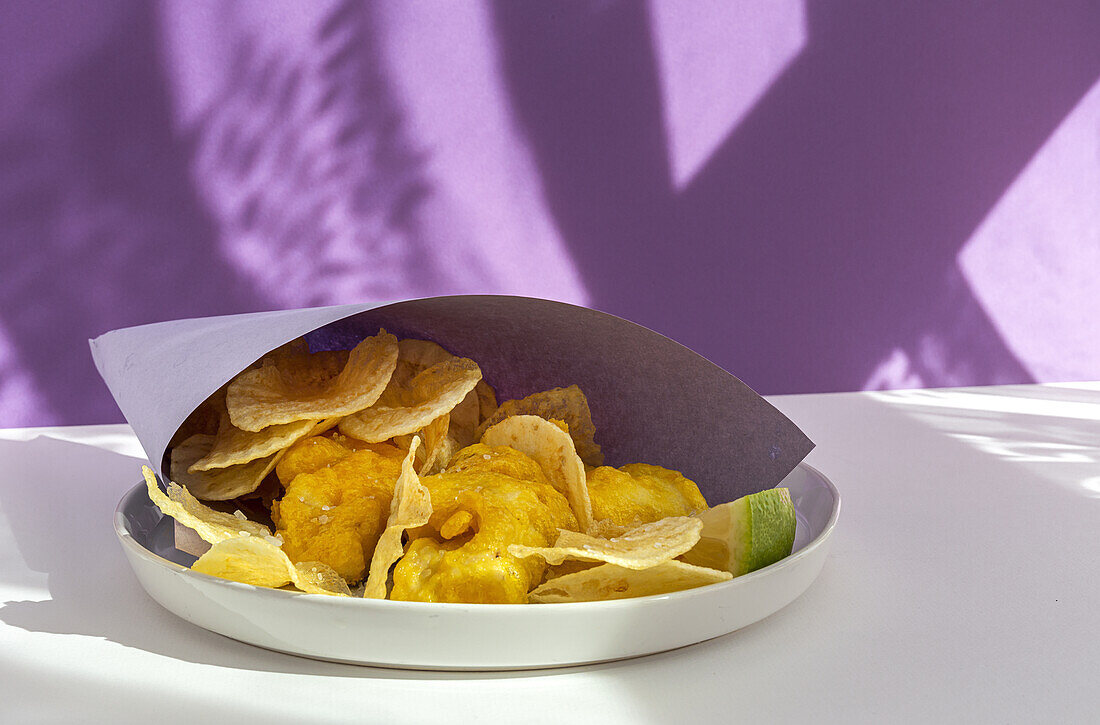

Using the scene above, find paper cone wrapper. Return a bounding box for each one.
[90,296,813,501]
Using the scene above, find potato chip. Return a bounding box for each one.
[188,415,318,472]
[477,385,603,466]
[142,466,271,543]
[169,433,281,500]
[476,380,498,421]
[418,414,453,475]
[508,516,702,570]
[448,390,482,447]
[389,432,424,466]
[226,330,398,432]
[528,560,732,603]
[236,470,283,513]
[432,435,463,474]
[544,559,600,580]
[338,357,481,443]
[481,415,593,533]
[385,338,497,448]
[392,338,454,385]
[363,437,433,598]
[192,535,351,596]
[263,348,350,385]
[452,380,498,446]
[292,560,355,596]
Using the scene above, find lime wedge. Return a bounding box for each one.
[681,488,796,576]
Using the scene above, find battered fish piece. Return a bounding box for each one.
[275,433,403,483]
[271,434,405,584]
[391,446,577,603]
[445,443,550,482]
[587,463,708,533]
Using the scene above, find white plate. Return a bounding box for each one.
[114,463,840,670]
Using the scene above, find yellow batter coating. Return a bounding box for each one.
[271,435,404,583]
[587,463,708,531]
[391,446,577,603]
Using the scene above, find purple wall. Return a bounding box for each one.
[1,0,1098,427]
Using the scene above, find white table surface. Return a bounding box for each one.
[1,384,1097,723]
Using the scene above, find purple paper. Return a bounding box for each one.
[90,296,813,502]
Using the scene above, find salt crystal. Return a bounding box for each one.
[321,505,330,511]
[232,510,247,521]
[318,515,330,524]
[482,454,492,460]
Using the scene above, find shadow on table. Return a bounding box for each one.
[0,437,526,680]
[0,435,738,692]
[8,387,1093,720]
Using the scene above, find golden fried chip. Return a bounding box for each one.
[226,330,398,432]
[390,414,450,473]
[476,380,498,421]
[393,339,454,385]
[338,357,481,443]
[387,338,496,448]
[451,380,498,447]
[363,437,432,598]
[291,560,354,596]
[188,415,318,472]
[544,560,600,580]
[142,466,271,544]
[448,390,481,447]
[477,385,603,466]
[418,414,453,474]
[192,536,351,596]
[508,516,702,570]
[528,560,732,603]
[481,415,593,533]
[169,434,280,500]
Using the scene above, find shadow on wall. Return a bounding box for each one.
[0,0,437,426]
[2,0,1099,427]
[492,0,1100,394]
[180,0,472,309]
[0,2,269,425]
